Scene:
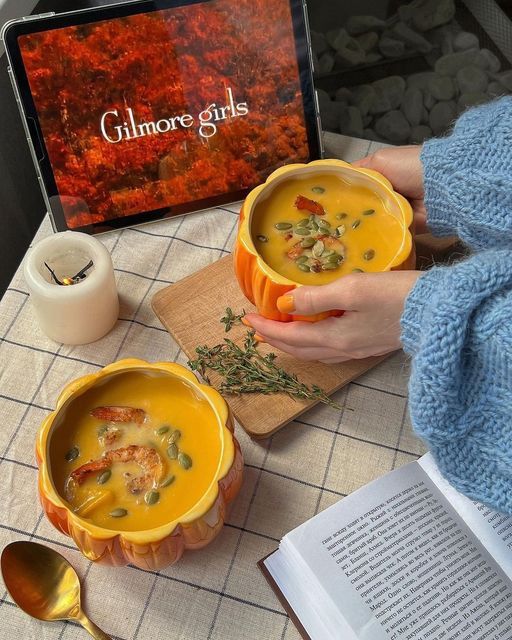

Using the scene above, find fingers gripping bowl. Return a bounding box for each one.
[234,159,415,322]
[36,359,243,570]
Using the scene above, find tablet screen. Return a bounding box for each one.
[12,0,319,232]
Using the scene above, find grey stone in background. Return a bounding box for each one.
[345,15,386,36]
[495,70,512,91]
[456,66,488,95]
[335,42,366,67]
[314,0,511,145]
[311,31,329,57]
[379,35,406,58]
[458,92,488,110]
[340,105,364,137]
[407,71,437,90]
[392,21,432,54]
[335,86,353,104]
[488,81,507,97]
[356,31,379,52]
[434,50,481,76]
[326,27,350,51]
[318,52,335,74]
[428,74,455,100]
[402,88,424,126]
[350,84,377,116]
[372,76,406,111]
[410,124,433,143]
[366,52,384,64]
[423,90,436,110]
[375,110,411,143]
[479,49,501,74]
[452,31,479,52]
[411,0,456,32]
[429,100,456,134]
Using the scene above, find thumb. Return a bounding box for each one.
[277,278,357,316]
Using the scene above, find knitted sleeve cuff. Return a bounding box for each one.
[400,266,447,357]
[420,138,461,238]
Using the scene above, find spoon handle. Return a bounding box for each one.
[75,610,112,640]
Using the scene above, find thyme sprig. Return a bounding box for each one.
[188,318,343,410]
[220,307,246,332]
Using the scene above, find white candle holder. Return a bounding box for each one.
[24,231,119,345]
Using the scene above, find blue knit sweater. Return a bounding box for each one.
[401,97,512,514]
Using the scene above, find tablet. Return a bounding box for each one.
[3,0,321,234]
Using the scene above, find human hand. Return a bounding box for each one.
[353,146,428,234]
[245,271,422,362]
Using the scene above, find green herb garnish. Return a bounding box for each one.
[188,323,345,410]
[220,307,246,332]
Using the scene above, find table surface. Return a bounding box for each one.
[0,133,426,640]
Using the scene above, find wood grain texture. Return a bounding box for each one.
[152,255,387,438]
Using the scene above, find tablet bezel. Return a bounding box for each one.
[3,0,321,234]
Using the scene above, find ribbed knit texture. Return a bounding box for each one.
[401,97,512,513]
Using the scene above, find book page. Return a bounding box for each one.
[419,453,512,579]
[271,462,512,640]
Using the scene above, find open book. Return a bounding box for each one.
[259,454,512,640]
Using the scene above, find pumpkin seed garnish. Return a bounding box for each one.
[168,429,181,444]
[362,209,375,216]
[178,452,192,470]
[322,263,338,270]
[109,508,127,518]
[312,240,325,258]
[160,475,176,488]
[336,212,348,220]
[65,446,79,462]
[363,249,376,261]
[167,443,178,459]
[311,186,325,194]
[352,268,364,273]
[327,253,342,263]
[257,235,268,242]
[297,263,311,272]
[301,237,315,248]
[156,425,170,436]
[97,469,111,485]
[144,490,160,506]
[352,219,361,229]
[294,227,310,236]
[296,217,310,227]
[317,218,331,228]
[295,255,309,265]
[336,225,346,237]
[275,222,292,231]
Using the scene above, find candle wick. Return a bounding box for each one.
[44,259,94,286]
[71,259,94,281]
[44,262,64,285]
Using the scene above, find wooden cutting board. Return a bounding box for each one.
[152,255,387,438]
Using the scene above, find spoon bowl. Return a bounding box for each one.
[1,541,111,639]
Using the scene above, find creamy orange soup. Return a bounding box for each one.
[50,371,222,532]
[252,174,405,285]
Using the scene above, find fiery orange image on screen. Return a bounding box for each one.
[18,0,310,228]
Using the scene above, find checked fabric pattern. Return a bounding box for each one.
[0,134,426,639]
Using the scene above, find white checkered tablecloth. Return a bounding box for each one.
[0,134,426,640]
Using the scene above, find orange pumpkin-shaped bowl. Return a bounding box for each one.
[234,159,415,322]
[36,359,243,570]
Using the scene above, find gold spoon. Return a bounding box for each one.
[1,541,111,639]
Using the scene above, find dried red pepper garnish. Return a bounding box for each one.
[90,406,146,424]
[294,195,325,215]
[287,243,304,260]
